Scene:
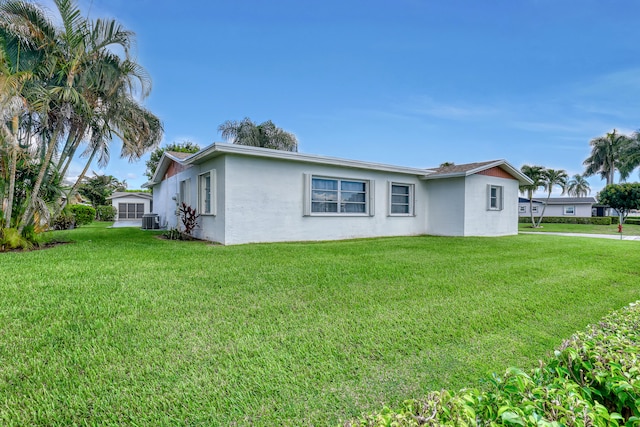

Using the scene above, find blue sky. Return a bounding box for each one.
[51,0,640,194]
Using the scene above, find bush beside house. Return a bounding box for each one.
[346,302,640,426]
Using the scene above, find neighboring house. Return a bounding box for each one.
[107,192,153,227]
[518,197,598,218]
[145,143,532,245]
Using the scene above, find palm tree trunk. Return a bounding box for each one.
[535,191,552,228]
[4,116,19,228]
[528,190,536,227]
[58,148,96,214]
[18,122,63,232]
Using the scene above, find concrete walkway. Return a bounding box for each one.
[520,231,640,241]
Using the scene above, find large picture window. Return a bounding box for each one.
[563,205,575,215]
[198,170,216,215]
[311,177,368,214]
[118,203,144,219]
[389,182,414,215]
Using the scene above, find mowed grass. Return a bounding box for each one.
[519,221,640,235]
[1,223,639,426]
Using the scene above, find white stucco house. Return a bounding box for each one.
[107,192,153,227]
[518,197,599,218]
[145,143,532,245]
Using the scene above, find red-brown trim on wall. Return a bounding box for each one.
[476,167,517,180]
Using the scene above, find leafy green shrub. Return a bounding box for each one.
[51,211,76,230]
[519,216,612,225]
[95,205,117,221]
[624,218,640,225]
[347,301,640,426]
[69,204,96,226]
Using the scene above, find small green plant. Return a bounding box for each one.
[95,205,117,221]
[69,204,96,226]
[0,227,32,251]
[162,228,183,240]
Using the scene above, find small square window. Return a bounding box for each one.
[532,206,539,213]
[519,205,526,213]
[564,205,575,215]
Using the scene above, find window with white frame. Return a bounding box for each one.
[488,185,503,210]
[179,179,190,206]
[198,170,216,215]
[389,182,414,215]
[564,205,575,215]
[311,177,368,214]
[532,205,539,213]
[118,203,144,219]
[519,205,526,213]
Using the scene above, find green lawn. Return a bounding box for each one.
[1,223,639,426]
[519,221,640,235]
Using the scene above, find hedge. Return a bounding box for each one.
[95,205,117,221]
[69,204,96,226]
[346,301,640,426]
[519,216,612,225]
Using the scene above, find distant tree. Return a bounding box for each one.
[218,118,298,152]
[519,165,545,227]
[77,174,127,208]
[566,174,591,197]
[439,162,455,167]
[536,168,568,227]
[144,141,200,181]
[598,183,640,225]
[583,129,633,186]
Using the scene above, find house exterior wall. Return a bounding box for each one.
[221,154,427,245]
[518,203,593,217]
[424,177,466,236]
[152,158,226,242]
[463,174,519,236]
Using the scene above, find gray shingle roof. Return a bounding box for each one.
[428,160,501,176]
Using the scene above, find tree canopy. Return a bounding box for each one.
[583,129,636,185]
[144,141,200,181]
[77,173,126,207]
[597,183,640,223]
[218,118,298,152]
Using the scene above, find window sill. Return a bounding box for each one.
[307,213,370,217]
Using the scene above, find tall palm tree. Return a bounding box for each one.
[583,129,633,186]
[519,164,545,227]
[536,168,568,227]
[218,117,298,152]
[566,174,591,198]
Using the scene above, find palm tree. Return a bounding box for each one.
[0,0,162,230]
[536,168,568,227]
[583,129,633,186]
[519,165,545,227]
[218,117,298,152]
[566,174,591,197]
